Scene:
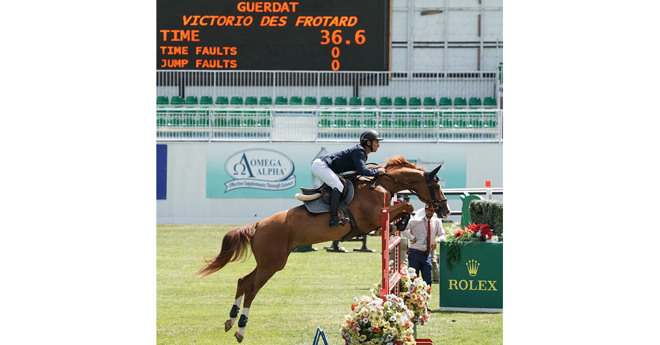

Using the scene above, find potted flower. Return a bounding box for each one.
[445,223,495,269]
[341,294,415,345]
[391,265,431,326]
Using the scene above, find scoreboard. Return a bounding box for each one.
[157,0,390,71]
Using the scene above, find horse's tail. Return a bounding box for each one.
[196,223,257,277]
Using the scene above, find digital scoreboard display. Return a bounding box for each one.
[157,0,390,71]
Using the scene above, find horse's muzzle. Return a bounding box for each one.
[436,206,451,219]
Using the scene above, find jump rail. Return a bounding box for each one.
[378,202,402,299]
[379,199,434,345]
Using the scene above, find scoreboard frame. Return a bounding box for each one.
[157,0,391,71]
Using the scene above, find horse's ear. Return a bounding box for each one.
[430,165,442,177]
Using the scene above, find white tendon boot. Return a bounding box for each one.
[234,307,250,343]
[225,296,243,332]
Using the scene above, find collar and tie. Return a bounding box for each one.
[426,217,431,254]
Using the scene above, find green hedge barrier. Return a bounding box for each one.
[468,199,503,237]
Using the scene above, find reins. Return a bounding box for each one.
[370,171,447,211]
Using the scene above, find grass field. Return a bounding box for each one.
[157,224,503,345]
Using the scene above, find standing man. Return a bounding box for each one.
[401,205,446,286]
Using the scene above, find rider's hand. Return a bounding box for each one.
[377,168,385,175]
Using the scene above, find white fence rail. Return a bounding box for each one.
[156,107,503,142]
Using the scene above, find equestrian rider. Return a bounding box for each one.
[311,130,385,228]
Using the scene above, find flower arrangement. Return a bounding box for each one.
[445,223,494,269]
[462,223,494,241]
[370,265,431,327]
[341,294,415,345]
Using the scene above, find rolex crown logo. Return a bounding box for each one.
[466,259,480,277]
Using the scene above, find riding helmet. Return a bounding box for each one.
[359,130,383,145]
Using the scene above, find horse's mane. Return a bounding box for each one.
[384,155,424,172]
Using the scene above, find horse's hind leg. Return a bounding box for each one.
[225,268,257,332]
[234,266,279,343]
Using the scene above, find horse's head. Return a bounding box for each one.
[424,165,451,219]
[383,156,451,219]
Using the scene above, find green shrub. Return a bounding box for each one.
[469,199,503,237]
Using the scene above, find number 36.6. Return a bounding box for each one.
[320,30,365,45]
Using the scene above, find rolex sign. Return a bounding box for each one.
[438,242,503,312]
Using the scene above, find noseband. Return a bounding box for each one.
[371,170,448,212]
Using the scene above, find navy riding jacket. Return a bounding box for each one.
[320,144,379,176]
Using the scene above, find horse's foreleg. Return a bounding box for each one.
[226,268,257,332]
[234,267,279,343]
[387,202,415,221]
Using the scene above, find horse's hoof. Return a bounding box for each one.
[225,319,234,332]
[234,332,244,343]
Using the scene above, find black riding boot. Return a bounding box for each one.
[329,187,349,228]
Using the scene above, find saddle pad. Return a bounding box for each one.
[303,181,355,214]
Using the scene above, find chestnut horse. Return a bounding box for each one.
[196,156,450,342]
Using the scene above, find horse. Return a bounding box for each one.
[196,155,451,343]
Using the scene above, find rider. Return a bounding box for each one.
[312,130,385,228]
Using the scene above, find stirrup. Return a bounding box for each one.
[329,216,349,229]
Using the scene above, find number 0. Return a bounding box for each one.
[331,47,340,58]
[331,60,340,71]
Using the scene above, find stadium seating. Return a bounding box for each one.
[170,96,184,105]
[258,117,271,127]
[333,96,348,116]
[259,96,272,105]
[468,97,482,107]
[423,97,437,106]
[320,96,333,105]
[304,96,317,105]
[349,97,362,106]
[245,96,258,105]
[318,118,333,128]
[157,96,169,117]
[379,97,392,106]
[363,97,377,106]
[394,97,407,107]
[334,96,347,106]
[275,96,288,105]
[484,97,497,107]
[230,96,244,105]
[157,94,500,135]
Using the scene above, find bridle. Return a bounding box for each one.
[370,170,448,213]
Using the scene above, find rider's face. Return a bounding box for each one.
[371,140,381,152]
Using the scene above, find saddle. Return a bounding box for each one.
[296,176,351,204]
[295,175,365,241]
[295,176,355,213]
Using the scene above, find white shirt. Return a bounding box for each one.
[401,207,446,252]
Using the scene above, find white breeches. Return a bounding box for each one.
[311,158,344,192]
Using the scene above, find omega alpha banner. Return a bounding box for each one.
[224,149,296,192]
[207,146,304,198]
